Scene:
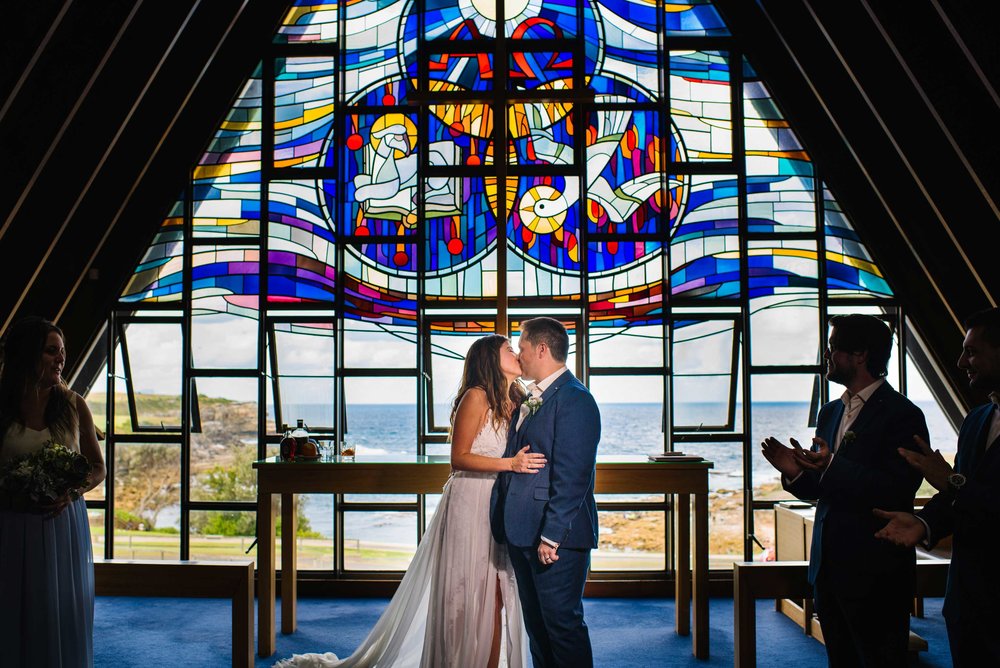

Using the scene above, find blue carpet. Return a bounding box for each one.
[93,596,952,667]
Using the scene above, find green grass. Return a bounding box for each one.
[86,392,243,432]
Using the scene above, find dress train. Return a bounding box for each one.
[275,419,528,667]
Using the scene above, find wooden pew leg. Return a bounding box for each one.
[233,562,254,668]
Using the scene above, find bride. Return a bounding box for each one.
[276,335,543,667]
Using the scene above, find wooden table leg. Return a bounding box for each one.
[281,492,297,634]
[675,493,691,637]
[258,492,276,656]
[693,491,709,659]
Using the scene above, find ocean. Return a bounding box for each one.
[274,400,957,542]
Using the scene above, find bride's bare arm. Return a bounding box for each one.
[450,388,546,474]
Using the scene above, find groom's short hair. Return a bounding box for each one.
[520,317,569,363]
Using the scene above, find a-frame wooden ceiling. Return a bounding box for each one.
[1,0,997,415]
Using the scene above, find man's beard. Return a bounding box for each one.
[969,371,1000,392]
[826,364,853,386]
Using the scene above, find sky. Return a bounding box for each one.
[89,310,940,406]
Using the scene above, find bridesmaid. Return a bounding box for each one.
[0,316,106,667]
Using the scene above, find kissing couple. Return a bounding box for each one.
[276,317,602,667]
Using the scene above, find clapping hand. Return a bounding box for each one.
[794,437,832,472]
[896,435,951,491]
[761,437,808,478]
[510,445,547,474]
[873,508,926,548]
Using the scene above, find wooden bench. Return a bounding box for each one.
[94,559,254,668]
[733,560,950,668]
[773,503,952,622]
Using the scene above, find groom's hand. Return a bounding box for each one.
[538,541,559,565]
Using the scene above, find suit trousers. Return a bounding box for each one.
[813,570,911,668]
[507,544,592,668]
[947,611,1000,667]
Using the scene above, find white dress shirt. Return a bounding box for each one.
[987,392,1000,452]
[515,366,568,430]
[831,378,885,457]
[786,378,884,485]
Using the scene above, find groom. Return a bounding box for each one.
[491,317,601,667]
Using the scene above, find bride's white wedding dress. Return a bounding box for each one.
[275,414,529,667]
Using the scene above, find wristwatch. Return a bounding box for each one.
[947,472,967,492]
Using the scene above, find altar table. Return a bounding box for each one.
[253,455,713,659]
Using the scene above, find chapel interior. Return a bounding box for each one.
[2,0,998,664]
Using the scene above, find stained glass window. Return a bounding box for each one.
[105,0,920,571]
[194,75,262,239]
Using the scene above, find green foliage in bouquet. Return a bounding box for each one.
[0,441,91,506]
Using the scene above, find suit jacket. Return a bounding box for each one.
[785,382,927,596]
[490,371,601,549]
[917,403,1000,624]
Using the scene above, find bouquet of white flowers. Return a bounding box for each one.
[0,440,91,510]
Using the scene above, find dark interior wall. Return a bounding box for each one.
[1,0,997,410]
[0,0,290,377]
[714,0,1000,412]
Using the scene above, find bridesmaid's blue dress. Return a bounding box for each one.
[0,416,94,667]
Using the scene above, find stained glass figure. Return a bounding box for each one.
[124,0,893,323]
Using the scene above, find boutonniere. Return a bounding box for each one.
[524,396,543,416]
[841,431,856,445]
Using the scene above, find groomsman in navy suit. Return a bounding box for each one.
[762,314,928,667]
[876,307,1000,666]
[490,317,601,668]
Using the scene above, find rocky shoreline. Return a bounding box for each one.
[599,482,788,558]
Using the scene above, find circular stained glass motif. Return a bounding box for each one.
[330,0,688,278]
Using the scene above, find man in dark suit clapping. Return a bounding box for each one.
[762,314,928,667]
[875,307,1000,666]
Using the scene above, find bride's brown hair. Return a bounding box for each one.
[450,334,525,432]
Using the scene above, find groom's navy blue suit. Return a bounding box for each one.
[491,370,601,668]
